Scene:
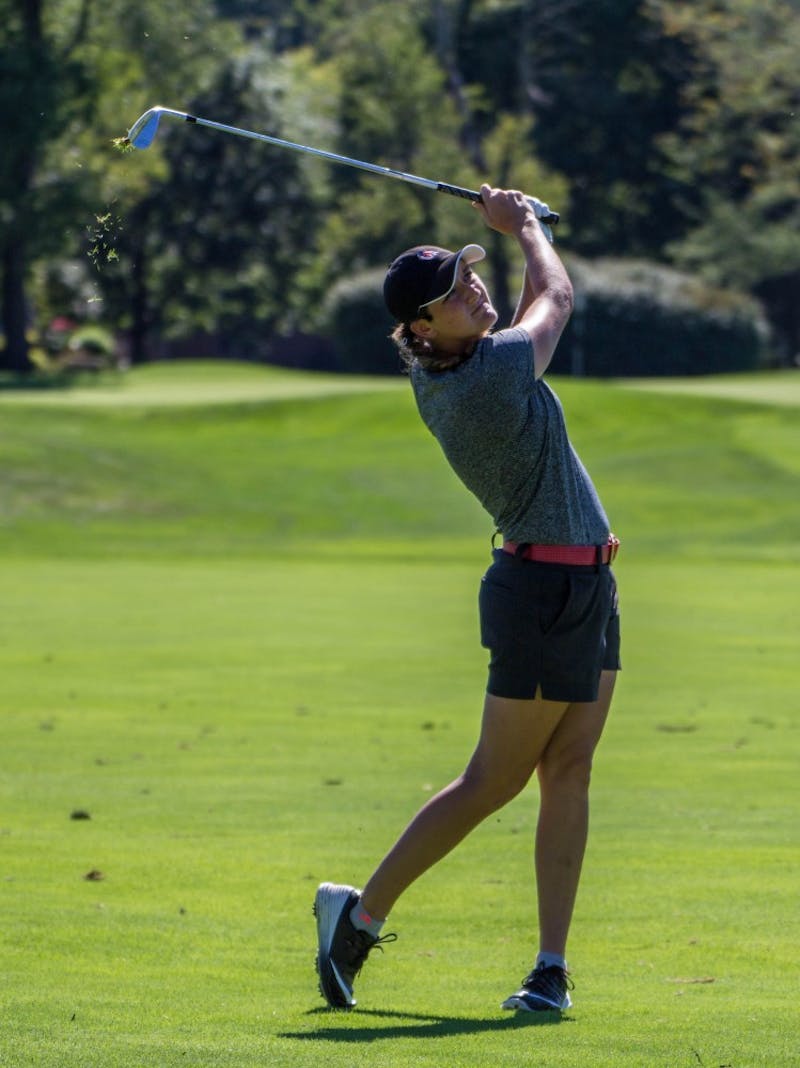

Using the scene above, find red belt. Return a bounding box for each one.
[502,534,620,566]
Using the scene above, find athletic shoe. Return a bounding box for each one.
[501,963,574,1012]
[313,882,396,1009]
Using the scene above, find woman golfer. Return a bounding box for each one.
[314,185,620,1014]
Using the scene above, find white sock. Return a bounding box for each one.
[536,951,567,971]
[349,901,384,938]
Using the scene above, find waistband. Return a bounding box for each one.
[501,533,620,566]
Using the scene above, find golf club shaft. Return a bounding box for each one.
[126,107,560,226]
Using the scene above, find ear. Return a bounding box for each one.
[410,316,435,341]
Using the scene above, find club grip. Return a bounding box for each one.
[527,199,560,226]
[436,183,482,203]
[436,182,559,226]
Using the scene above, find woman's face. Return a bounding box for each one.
[415,263,497,353]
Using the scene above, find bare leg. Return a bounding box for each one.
[534,670,616,956]
[361,691,569,920]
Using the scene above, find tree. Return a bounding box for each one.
[0,0,94,372]
[426,0,569,320]
[657,0,800,361]
[293,4,473,314]
[295,3,567,328]
[96,51,322,362]
[0,0,233,373]
[454,0,693,257]
[5,0,796,372]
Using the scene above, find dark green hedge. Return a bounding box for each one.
[552,257,770,377]
[318,258,771,377]
[318,268,400,375]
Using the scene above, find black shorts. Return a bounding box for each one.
[479,549,621,703]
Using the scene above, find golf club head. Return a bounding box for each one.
[125,106,195,149]
[126,108,162,149]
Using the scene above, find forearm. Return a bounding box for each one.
[511,268,535,327]
[474,187,574,372]
[515,217,573,318]
[510,214,573,377]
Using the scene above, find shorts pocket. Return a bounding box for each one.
[537,571,573,634]
[479,572,521,650]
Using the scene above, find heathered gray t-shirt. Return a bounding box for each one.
[410,326,610,544]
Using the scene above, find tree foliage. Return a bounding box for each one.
[658,0,800,360]
[0,0,95,370]
[0,0,235,371]
[1,0,797,373]
[97,52,321,361]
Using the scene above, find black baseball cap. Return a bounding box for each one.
[383,243,486,323]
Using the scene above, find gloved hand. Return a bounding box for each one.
[525,197,555,243]
[526,196,552,220]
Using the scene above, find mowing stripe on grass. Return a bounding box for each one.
[0,360,404,409]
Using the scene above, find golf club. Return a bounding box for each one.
[122,106,560,232]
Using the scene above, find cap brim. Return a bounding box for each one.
[418,244,486,313]
[459,244,486,266]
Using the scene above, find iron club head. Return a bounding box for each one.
[125,107,163,149]
[124,107,191,149]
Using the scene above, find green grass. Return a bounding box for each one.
[1,363,798,562]
[620,368,800,408]
[1,363,798,1066]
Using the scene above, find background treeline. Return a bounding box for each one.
[1,0,798,376]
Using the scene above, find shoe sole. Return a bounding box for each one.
[313,882,360,1010]
[501,992,572,1012]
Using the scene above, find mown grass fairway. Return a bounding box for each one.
[1,363,798,1066]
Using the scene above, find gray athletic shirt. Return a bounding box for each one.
[410,326,610,544]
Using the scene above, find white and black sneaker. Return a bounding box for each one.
[501,962,574,1012]
[313,882,396,1009]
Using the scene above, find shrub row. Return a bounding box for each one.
[552,257,770,377]
[317,258,771,377]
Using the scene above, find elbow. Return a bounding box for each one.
[553,283,574,334]
[555,281,574,318]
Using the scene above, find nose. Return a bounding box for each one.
[464,276,482,301]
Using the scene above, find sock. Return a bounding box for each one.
[350,901,384,938]
[536,951,567,972]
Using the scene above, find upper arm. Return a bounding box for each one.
[516,287,573,379]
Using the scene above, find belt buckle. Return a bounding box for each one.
[608,533,620,562]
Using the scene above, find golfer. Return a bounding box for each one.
[315,185,620,1014]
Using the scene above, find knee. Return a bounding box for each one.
[538,746,595,795]
[462,760,532,813]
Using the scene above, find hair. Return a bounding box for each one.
[390,319,482,374]
[390,321,430,371]
[389,314,468,374]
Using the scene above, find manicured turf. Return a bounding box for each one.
[1,363,798,1066]
[620,368,800,408]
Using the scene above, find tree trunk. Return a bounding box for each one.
[489,230,513,327]
[433,1,518,320]
[434,0,485,171]
[0,0,44,375]
[22,0,44,43]
[1,239,33,374]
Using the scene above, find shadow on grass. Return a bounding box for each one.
[281,1007,572,1042]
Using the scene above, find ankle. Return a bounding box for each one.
[350,901,385,938]
[536,951,567,971]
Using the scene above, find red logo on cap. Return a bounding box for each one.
[418,249,437,260]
